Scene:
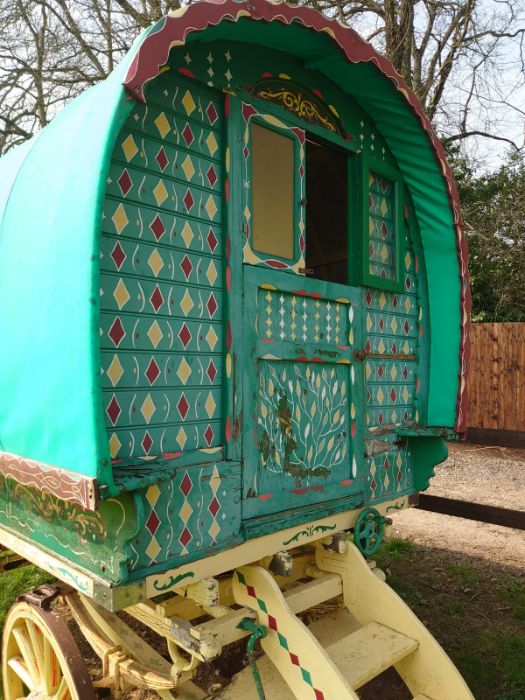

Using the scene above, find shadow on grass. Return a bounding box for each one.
[364,538,525,700]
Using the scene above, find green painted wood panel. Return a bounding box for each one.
[100,76,225,467]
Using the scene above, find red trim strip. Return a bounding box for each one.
[123,0,470,432]
[0,452,98,510]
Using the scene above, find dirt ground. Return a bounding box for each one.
[77,442,525,699]
[390,442,525,570]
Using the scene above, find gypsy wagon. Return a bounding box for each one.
[0,0,473,697]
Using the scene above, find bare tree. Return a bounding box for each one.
[0,0,523,156]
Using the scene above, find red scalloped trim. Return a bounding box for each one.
[123,0,470,432]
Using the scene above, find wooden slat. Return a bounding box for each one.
[417,494,525,530]
[467,323,525,432]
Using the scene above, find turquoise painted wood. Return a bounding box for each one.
[0,2,469,591]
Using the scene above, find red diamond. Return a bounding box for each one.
[404,320,410,334]
[180,255,193,280]
[381,222,388,238]
[268,615,278,632]
[180,472,193,497]
[146,509,160,535]
[391,341,397,354]
[207,360,217,382]
[378,413,384,425]
[182,123,194,147]
[405,276,411,290]
[299,164,305,178]
[390,388,397,402]
[208,496,220,518]
[108,318,126,347]
[371,478,377,490]
[404,410,409,421]
[150,285,164,312]
[145,358,160,385]
[177,394,190,420]
[179,527,192,547]
[206,165,218,187]
[397,471,403,482]
[206,293,218,317]
[206,102,218,125]
[289,652,300,666]
[314,690,325,700]
[106,396,121,425]
[117,170,132,197]
[379,318,384,331]
[384,456,390,469]
[369,242,374,257]
[247,585,256,598]
[207,228,218,252]
[392,296,398,309]
[150,214,166,241]
[403,366,408,380]
[364,290,372,307]
[299,234,305,252]
[243,146,249,159]
[142,431,153,454]
[204,425,214,445]
[378,365,384,378]
[178,323,192,348]
[110,242,126,270]
[155,147,169,171]
[365,339,371,353]
[183,189,195,212]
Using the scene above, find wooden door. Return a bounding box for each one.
[242,266,363,519]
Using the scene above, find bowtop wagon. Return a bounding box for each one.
[0,1,473,698]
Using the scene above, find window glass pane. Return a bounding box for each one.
[368,171,396,280]
[252,122,294,259]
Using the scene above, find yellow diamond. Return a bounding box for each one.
[205,326,218,351]
[244,206,251,221]
[391,317,398,333]
[148,249,164,277]
[112,203,129,234]
[176,427,187,449]
[377,387,384,404]
[379,292,386,310]
[146,484,161,508]
[205,391,216,418]
[140,394,156,423]
[181,89,196,116]
[209,521,220,539]
[391,410,398,423]
[380,245,388,262]
[145,538,161,560]
[405,252,412,270]
[205,195,218,220]
[381,199,388,216]
[403,387,410,403]
[154,112,170,139]
[107,354,124,387]
[176,357,192,385]
[206,132,218,157]
[206,261,218,286]
[179,500,193,524]
[378,339,386,354]
[366,314,372,332]
[365,363,371,380]
[181,155,195,181]
[403,340,410,353]
[405,298,411,313]
[147,320,163,349]
[121,134,138,162]
[390,365,398,380]
[109,433,121,458]
[153,180,168,206]
[180,290,194,316]
[113,279,130,310]
[181,221,194,248]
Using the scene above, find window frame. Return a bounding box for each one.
[359,154,404,293]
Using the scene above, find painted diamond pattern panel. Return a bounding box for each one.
[100,78,223,464]
[368,172,396,280]
[129,463,241,571]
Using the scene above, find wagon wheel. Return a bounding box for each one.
[2,600,96,700]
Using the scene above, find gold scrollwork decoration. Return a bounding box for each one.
[250,79,346,137]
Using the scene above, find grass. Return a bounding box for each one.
[376,538,525,700]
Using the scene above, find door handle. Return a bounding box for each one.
[353,349,368,362]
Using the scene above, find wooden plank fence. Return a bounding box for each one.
[467,322,525,446]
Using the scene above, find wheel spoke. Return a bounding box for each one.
[7,656,35,691]
[25,620,44,677]
[12,626,39,686]
[43,634,57,694]
[52,676,70,700]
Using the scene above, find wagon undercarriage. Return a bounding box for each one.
[2,534,472,700]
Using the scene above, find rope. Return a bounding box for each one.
[238,617,268,700]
